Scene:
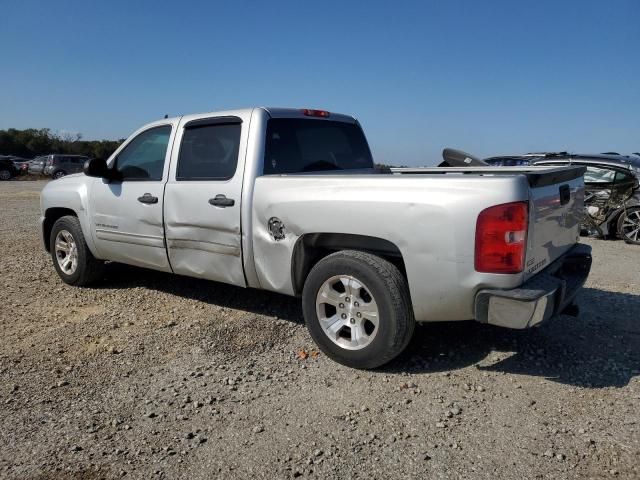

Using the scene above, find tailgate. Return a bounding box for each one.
[524,167,586,281]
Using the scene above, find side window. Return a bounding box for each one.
[584,166,616,184]
[176,122,241,180]
[116,126,171,180]
[615,170,634,183]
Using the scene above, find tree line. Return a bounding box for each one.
[0,128,123,160]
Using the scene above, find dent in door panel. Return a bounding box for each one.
[166,238,240,256]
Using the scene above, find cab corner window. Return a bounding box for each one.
[176,122,241,181]
[115,125,171,181]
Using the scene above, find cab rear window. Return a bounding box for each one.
[264,119,373,174]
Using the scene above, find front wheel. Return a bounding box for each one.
[0,168,13,180]
[53,170,66,179]
[618,207,640,244]
[302,250,415,369]
[50,215,105,286]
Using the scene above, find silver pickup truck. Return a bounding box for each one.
[40,107,592,368]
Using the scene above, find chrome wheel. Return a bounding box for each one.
[53,171,66,179]
[315,275,379,350]
[620,209,640,242]
[55,230,78,275]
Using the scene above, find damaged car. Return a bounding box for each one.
[485,153,640,244]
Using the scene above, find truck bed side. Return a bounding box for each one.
[251,173,534,322]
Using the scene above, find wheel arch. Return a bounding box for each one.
[42,207,78,252]
[291,233,407,296]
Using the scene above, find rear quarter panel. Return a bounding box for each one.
[251,173,532,321]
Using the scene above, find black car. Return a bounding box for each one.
[0,158,19,180]
[484,153,640,244]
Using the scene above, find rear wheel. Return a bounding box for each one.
[50,216,105,286]
[302,250,414,369]
[0,168,13,180]
[617,207,640,244]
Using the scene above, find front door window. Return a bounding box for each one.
[115,126,171,180]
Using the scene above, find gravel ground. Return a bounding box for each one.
[1,180,638,479]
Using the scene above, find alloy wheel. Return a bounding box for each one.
[315,275,380,350]
[620,210,640,242]
[55,230,79,275]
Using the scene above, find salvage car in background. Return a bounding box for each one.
[485,153,640,244]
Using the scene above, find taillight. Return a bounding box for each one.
[475,201,528,274]
[301,109,330,118]
[46,158,53,166]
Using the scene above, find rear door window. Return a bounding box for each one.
[264,119,373,174]
[177,122,241,180]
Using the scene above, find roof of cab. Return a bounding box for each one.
[158,107,357,124]
[261,107,357,123]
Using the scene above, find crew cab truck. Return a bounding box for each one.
[40,107,592,369]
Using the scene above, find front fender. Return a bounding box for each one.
[40,175,99,257]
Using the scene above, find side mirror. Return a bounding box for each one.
[83,158,111,179]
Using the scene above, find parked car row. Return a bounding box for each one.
[484,153,640,245]
[0,154,90,180]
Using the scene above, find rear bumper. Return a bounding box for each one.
[474,244,592,329]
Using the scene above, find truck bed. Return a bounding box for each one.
[390,165,586,188]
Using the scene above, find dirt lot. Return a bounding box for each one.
[1,180,638,479]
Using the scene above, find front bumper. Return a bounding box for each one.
[474,244,592,329]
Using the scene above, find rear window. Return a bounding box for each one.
[264,119,373,174]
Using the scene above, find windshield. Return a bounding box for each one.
[264,119,373,174]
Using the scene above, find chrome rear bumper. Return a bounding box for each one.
[475,244,592,329]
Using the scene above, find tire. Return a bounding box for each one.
[617,207,640,244]
[0,168,13,181]
[302,250,415,369]
[53,170,66,179]
[50,215,105,286]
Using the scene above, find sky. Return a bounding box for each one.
[1,0,639,166]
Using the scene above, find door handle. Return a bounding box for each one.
[137,193,158,204]
[209,194,235,207]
